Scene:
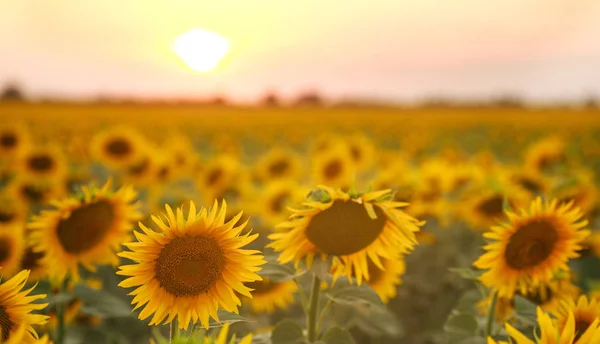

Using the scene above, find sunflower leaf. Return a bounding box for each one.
[448,267,484,281]
[513,295,537,326]
[259,260,304,282]
[73,284,133,318]
[443,313,479,342]
[271,319,305,344]
[325,278,386,311]
[321,326,356,344]
[207,310,252,328]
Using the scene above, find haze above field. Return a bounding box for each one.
[1,0,600,104]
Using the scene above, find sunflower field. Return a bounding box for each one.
[1,102,600,344]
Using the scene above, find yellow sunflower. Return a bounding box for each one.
[254,180,308,228]
[241,277,297,314]
[117,200,266,330]
[18,244,47,282]
[506,167,553,197]
[268,186,422,285]
[524,135,567,174]
[254,148,302,182]
[47,298,102,331]
[89,126,148,170]
[556,296,600,341]
[459,186,531,231]
[310,148,355,189]
[197,155,242,203]
[0,270,49,343]
[361,257,405,303]
[123,154,157,187]
[28,180,142,282]
[18,146,67,180]
[552,171,598,216]
[0,124,31,161]
[0,193,27,228]
[5,176,66,206]
[162,134,199,178]
[343,133,376,171]
[474,197,590,299]
[0,227,26,279]
[498,307,600,344]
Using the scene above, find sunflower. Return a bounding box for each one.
[474,197,590,299]
[5,176,66,206]
[0,124,31,161]
[254,180,307,228]
[89,126,148,170]
[28,180,142,282]
[123,154,157,187]
[343,133,376,171]
[18,244,47,282]
[552,171,598,216]
[524,135,567,174]
[0,270,49,343]
[497,307,600,344]
[162,134,199,178]
[310,147,355,189]
[0,227,26,278]
[18,146,67,180]
[46,298,101,331]
[117,200,266,330]
[361,257,405,303]
[197,155,242,203]
[506,167,553,197]
[459,186,531,231]
[556,296,600,341]
[241,277,297,314]
[254,148,302,182]
[0,193,27,228]
[268,186,422,285]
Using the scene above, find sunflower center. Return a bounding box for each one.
[206,168,224,186]
[0,304,13,342]
[323,159,343,180]
[0,211,15,223]
[106,138,132,157]
[157,167,169,180]
[27,154,54,172]
[128,159,149,176]
[270,192,290,213]
[305,200,386,256]
[349,145,361,162]
[575,320,592,341]
[155,235,225,297]
[21,185,44,203]
[520,285,553,305]
[245,279,276,295]
[268,159,290,177]
[476,195,504,218]
[21,247,44,270]
[518,178,542,194]
[0,133,17,149]
[0,238,12,263]
[56,200,116,254]
[504,219,559,269]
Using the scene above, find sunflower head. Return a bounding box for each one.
[268,186,422,285]
[28,179,142,282]
[0,124,31,159]
[254,148,302,182]
[556,296,600,341]
[241,277,298,314]
[0,227,26,278]
[19,146,67,179]
[524,135,567,173]
[118,200,266,330]
[474,197,590,299]
[90,126,148,170]
[311,147,355,189]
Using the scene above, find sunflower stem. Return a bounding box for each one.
[293,278,309,312]
[306,274,321,343]
[316,299,333,336]
[485,292,498,337]
[170,317,179,343]
[56,279,69,344]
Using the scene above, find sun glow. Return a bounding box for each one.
[173,29,229,73]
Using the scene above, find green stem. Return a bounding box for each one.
[486,292,498,337]
[56,279,69,344]
[316,299,333,336]
[306,275,321,343]
[294,278,309,312]
[170,317,179,343]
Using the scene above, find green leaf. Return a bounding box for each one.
[455,337,488,344]
[208,310,252,328]
[448,268,484,281]
[444,313,479,342]
[321,327,356,344]
[325,279,385,311]
[454,290,484,313]
[73,284,133,318]
[260,260,304,282]
[46,292,76,309]
[350,305,403,338]
[513,295,537,326]
[271,319,305,344]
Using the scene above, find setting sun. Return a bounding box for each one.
[173,29,229,73]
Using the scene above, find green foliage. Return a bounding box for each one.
[321,326,356,344]
[444,313,479,343]
[260,256,305,282]
[271,319,305,344]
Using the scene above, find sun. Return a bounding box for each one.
[173,29,229,73]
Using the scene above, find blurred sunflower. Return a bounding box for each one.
[6,176,66,206]
[255,180,307,228]
[0,124,31,161]
[474,197,589,298]
[28,180,142,281]
[18,146,67,180]
[18,245,47,282]
[163,134,199,178]
[241,277,297,314]
[123,155,156,187]
[506,167,553,197]
[361,258,405,303]
[254,148,302,182]
[343,133,376,171]
[0,227,25,278]
[556,296,600,341]
[89,126,148,170]
[0,270,48,343]
[524,135,567,174]
[459,186,530,231]
[310,147,355,189]
[47,298,101,331]
[552,170,598,216]
[0,194,27,228]
[197,155,242,203]
[268,186,422,285]
[117,200,266,330]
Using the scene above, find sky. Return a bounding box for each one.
[1,0,600,104]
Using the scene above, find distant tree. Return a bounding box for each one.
[295,90,324,107]
[261,91,280,107]
[0,83,26,101]
[583,96,598,110]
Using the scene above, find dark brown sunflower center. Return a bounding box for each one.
[157,166,169,180]
[323,159,343,180]
[518,178,542,194]
[519,285,553,305]
[27,154,54,172]
[305,200,386,256]
[245,279,276,295]
[476,195,505,218]
[0,133,17,149]
[268,159,290,177]
[155,235,225,297]
[128,159,149,176]
[21,185,44,203]
[504,219,559,269]
[0,238,12,263]
[349,145,361,162]
[270,192,290,213]
[105,138,132,157]
[575,320,592,341]
[0,304,13,342]
[206,168,224,186]
[0,211,15,223]
[56,200,116,254]
[21,247,44,270]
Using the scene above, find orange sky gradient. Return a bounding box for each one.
[1,0,599,103]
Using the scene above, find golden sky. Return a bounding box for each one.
[1,0,599,102]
